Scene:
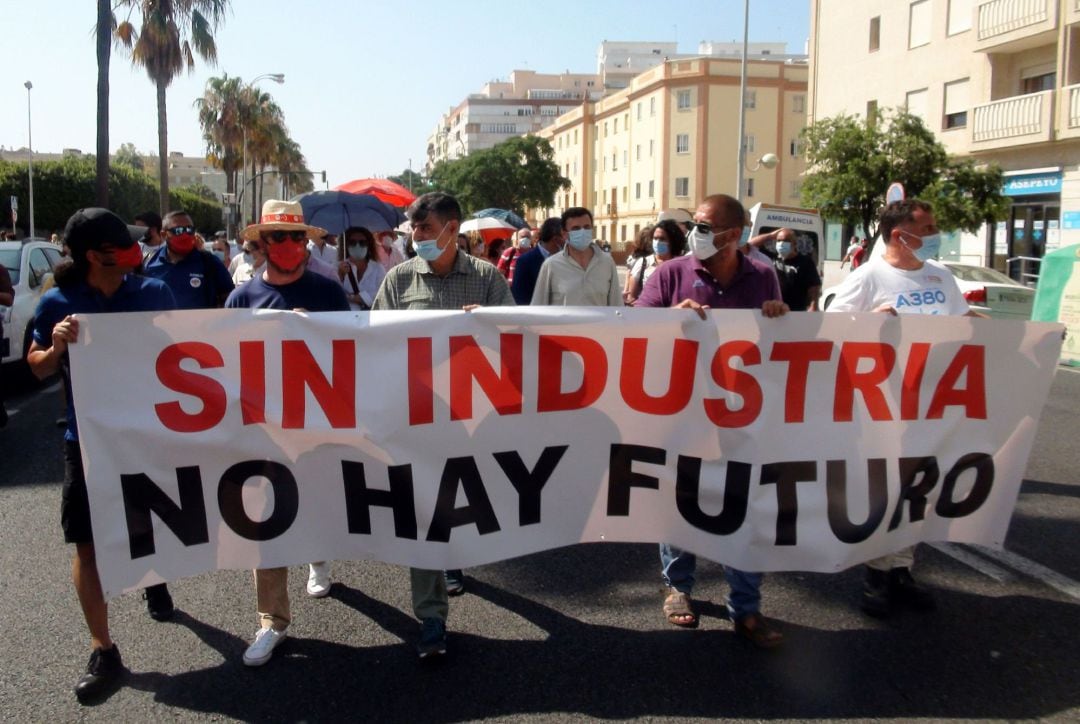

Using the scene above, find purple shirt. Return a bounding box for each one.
[634,252,781,309]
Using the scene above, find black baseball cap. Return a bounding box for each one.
[64,208,138,253]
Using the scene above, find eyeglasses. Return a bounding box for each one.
[165,225,195,236]
[262,230,308,243]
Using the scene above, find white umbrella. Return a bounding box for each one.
[459,217,516,234]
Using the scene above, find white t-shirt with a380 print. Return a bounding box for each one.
[827,257,970,316]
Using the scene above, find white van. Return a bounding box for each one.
[748,203,825,273]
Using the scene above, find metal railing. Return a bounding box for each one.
[978,0,1049,40]
[1007,255,1042,287]
[972,90,1050,142]
[1069,84,1080,128]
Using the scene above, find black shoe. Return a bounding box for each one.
[861,567,893,618]
[444,569,465,596]
[74,645,123,703]
[144,583,174,621]
[417,617,447,659]
[888,567,936,611]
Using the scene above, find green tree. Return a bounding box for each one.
[387,168,425,195]
[115,0,229,215]
[800,109,1006,243]
[430,136,568,215]
[114,142,145,172]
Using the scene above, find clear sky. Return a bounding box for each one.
[4,0,809,189]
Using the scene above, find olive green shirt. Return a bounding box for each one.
[372,248,515,311]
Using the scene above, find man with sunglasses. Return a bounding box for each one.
[27,208,177,702]
[635,193,788,649]
[225,200,349,668]
[142,210,234,309]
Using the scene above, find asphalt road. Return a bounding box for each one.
[1,367,1078,722]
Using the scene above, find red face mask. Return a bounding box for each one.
[112,244,145,268]
[266,240,306,271]
[167,234,197,255]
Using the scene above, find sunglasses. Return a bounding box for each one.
[165,225,196,235]
[262,230,308,243]
[690,222,716,235]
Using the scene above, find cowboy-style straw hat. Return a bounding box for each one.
[241,199,327,242]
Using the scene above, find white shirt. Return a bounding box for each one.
[531,243,622,306]
[232,259,263,285]
[339,259,387,309]
[827,257,970,316]
[378,240,407,272]
[305,253,339,281]
[629,254,661,288]
[307,240,339,266]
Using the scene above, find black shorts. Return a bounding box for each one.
[61,439,94,544]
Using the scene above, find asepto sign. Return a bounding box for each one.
[1003,172,1062,197]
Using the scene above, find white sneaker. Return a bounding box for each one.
[243,627,286,667]
[307,562,331,598]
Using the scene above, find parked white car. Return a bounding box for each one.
[1,240,65,366]
[820,261,1035,320]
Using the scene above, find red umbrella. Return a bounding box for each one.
[333,178,417,207]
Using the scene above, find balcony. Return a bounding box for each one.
[1060,83,1080,139]
[975,0,1058,52]
[971,90,1054,149]
[1071,0,1080,26]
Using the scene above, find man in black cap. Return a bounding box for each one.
[27,208,176,703]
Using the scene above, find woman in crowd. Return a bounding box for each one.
[624,220,687,304]
[337,226,386,310]
[484,237,508,266]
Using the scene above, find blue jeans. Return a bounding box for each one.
[659,543,763,621]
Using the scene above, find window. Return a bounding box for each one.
[789,180,802,199]
[745,178,755,198]
[677,89,692,110]
[649,139,655,157]
[790,138,803,156]
[676,133,690,153]
[792,94,805,113]
[636,144,641,161]
[635,182,641,199]
[622,187,628,202]
[614,117,619,133]
[905,88,928,122]
[612,152,618,170]
[744,90,757,109]
[604,122,608,137]
[869,16,881,52]
[650,97,656,116]
[648,180,655,198]
[637,102,642,120]
[574,129,578,144]
[943,78,969,129]
[744,134,755,154]
[909,1,930,49]
[947,0,972,35]
[572,160,577,175]
[866,99,879,126]
[621,225,627,241]
[622,150,628,166]
[675,177,690,197]
[28,249,50,288]
[1022,71,1056,94]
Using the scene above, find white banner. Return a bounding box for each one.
[68,308,1063,599]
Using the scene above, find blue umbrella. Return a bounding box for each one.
[294,190,404,234]
[473,208,528,230]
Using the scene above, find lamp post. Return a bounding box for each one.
[240,73,284,226]
[24,81,34,239]
[735,0,750,203]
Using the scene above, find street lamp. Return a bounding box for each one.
[240,73,284,226]
[24,81,34,239]
[735,0,750,203]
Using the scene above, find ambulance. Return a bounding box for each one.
[748,203,825,274]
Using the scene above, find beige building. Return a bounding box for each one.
[533,56,810,249]
[809,0,1080,274]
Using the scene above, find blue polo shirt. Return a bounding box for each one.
[32,275,176,441]
[142,246,234,309]
[225,270,350,312]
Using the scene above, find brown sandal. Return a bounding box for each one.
[663,590,698,628]
[733,613,783,649]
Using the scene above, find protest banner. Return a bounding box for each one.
[68,308,1063,599]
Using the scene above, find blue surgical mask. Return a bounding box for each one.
[653,240,670,256]
[211,249,226,262]
[902,231,941,262]
[413,225,448,262]
[348,244,367,259]
[737,226,751,248]
[567,228,593,250]
[776,241,792,257]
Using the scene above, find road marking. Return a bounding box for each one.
[971,545,1080,601]
[929,543,1016,583]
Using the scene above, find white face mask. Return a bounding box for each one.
[688,224,719,260]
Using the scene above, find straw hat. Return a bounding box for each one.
[241,199,327,242]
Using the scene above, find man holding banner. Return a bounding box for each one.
[635,194,788,648]
[27,208,176,703]
[373,191,514,659]
[827,198,981,617]
[224,200,350,667]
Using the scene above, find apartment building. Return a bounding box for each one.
[425,70,603,170]
[809,0,1080,274]
[535,56,809,249]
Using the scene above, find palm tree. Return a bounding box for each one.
[96,0,112,206]
[115,0,228,214]
[195,74,246,196]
